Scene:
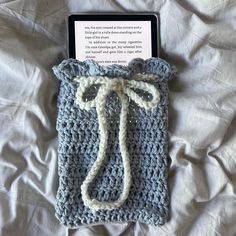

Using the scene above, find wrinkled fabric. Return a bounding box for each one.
[0,0,236,235]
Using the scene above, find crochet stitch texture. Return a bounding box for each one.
[53,57,176,227]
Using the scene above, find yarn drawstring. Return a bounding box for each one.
[74,76,160,211]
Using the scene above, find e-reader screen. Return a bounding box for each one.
[69,14,159,66]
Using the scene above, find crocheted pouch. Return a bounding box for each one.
[52,57,176,227]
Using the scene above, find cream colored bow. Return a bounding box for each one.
[74,75,160,211]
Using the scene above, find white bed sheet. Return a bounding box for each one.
[0,0,236,235]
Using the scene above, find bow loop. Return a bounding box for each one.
[75,77,104,110]
[124,80,160,110]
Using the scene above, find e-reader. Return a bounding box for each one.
[68,13,160,66]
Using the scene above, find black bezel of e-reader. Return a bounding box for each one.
[68,13,160,59]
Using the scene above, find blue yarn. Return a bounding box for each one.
[52,57,176,227]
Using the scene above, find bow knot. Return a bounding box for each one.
[112,79,125,92]
[74,75,160,211]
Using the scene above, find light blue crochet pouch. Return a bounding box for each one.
[52,57,176,227]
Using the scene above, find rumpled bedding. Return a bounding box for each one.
[0,0,236,235]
